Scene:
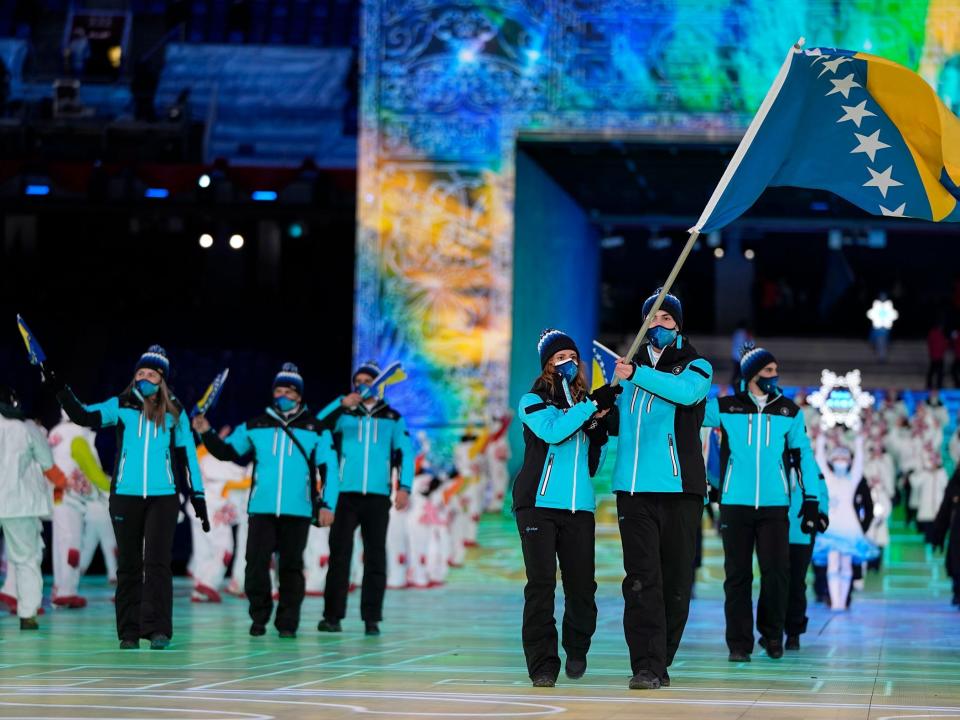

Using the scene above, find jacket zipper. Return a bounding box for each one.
[630,387,640,413]
[755,410,762,509]
[668,434,679,476]
[276,430,286,517]
[374,419,378,444]
[724,458,733,493]
[631,391,647,494]
[117,451,127,488]
[362,418,371,494]
[539,454,555,496]
[779,464,789,495]
[766,415,771,447]
[747,415,753,445]
[646,394,654,413]
[571,435,580,512]
[142,413,150,499]
[165,453,174,487]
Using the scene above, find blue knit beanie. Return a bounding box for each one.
[642,288,683,329]
[739,342,777,383]
[354,360,382,381]
[538,328,579,368]
[273,362,304,395]
[135,345,170,378]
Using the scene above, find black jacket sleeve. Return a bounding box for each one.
[200,428,244,464]
[56,387,103,429]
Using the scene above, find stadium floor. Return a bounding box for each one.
[1,506,958,720]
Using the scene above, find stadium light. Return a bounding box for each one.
[867,298,898,330]
[744,248,756,260]
[713,247,725,259]
[229,234,244,250]
[198,174,211,189]
[251,190,277,202]
[199,233,214,249]
[808,369,875,431]
[145,188,169,199]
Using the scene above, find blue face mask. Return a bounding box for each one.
[647,325,678,350]
[355,382,373,399]
[554,358,579,383]
[136,379,159,397]
[274,396,297,413]
[756,375,779,395]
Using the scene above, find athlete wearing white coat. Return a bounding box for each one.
[0,393,64,627]
[191,441,247,602]
[48,415,111,607]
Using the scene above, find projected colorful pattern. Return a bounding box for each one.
[356,0,960,453]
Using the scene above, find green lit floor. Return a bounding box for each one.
[0,505,957,719]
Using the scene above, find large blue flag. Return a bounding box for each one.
[694,41,960,231]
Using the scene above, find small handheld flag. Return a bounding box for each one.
[591,341,619,391]
[361,361,406,399]
[16,315,47,367]
[191,368,230,418]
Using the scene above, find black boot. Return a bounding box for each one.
[249,623,266,637]
[19,617,39,631]
[759,637,783,659]
[317,619,342,632]
[785,634,800,651]
[629,670,661,690]
[365,622,380,636]
[149,634,170,650]
[728,650,751,662]
[565,657,586,680]
[531,673,556,688]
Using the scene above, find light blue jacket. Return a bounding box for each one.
[317,398,414,510]
[60,388,204,499]
[514,390,607,512]
[204,406,336,518]
[703,390,822,510]
[612,338,713,495]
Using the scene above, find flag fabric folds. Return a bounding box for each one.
[591,341,619,391]
[16,315,46,367]
[693,44,960,232]
[191,368,230,418]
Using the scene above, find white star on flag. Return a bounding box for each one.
[864,166,903,198]
[879,202,907,217]
[827,73,861,98]
[818,56,852,77]
[837,100,876,128]
[851,130,890,162]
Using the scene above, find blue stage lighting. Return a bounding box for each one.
[252,190,278,201]
[288,222,303,238]
[25,185,50,196]
[145,188,169,199]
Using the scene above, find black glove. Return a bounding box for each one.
[708,485,720,504]
[41,364,65,394]
[582,416,608,444]
[589,383,623,412]
[191,494,211,533]
[798,496,819,535]
[817,511,830,533]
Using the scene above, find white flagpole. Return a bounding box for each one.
[612,38,805,383]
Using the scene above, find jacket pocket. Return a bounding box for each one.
[116,451,127,487]
[630,388,640,413]
[723,458,733,494]
[165,453,174,487]
[539,454,555,496]
[667,434,679,477]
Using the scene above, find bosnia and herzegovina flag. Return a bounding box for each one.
[693,41,960,232]
[591,341,619,391]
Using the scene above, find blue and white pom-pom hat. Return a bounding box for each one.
[739,341,777,384]
[642,287,683,329]
[135,345,170,378]
[273,362,304,395]
[538,329,579,369]
[353,360,382,381]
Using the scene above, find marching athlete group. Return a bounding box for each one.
[1,288,959,690]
